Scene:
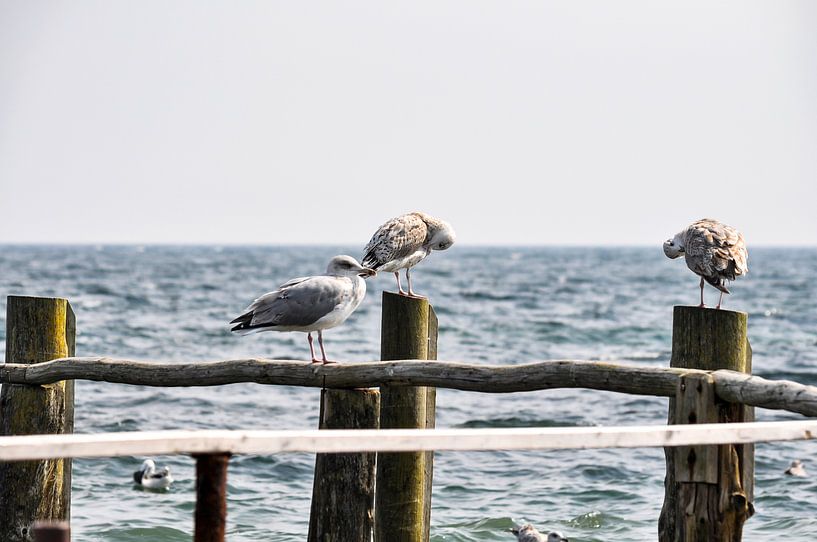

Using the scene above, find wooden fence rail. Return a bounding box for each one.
[1,421,816,461]
[3,358,817,416]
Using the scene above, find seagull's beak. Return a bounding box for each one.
[359,268,376,278]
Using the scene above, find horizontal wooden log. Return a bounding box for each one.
[0,357,689,394]
[0,421,816,462]
[2,358,817,417]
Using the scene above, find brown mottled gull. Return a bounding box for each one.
[230,255,375,364]
[362,211,456,298]
[509,524,569,542]
[663,218,748,309]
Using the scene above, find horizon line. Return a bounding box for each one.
[0,241,814,249]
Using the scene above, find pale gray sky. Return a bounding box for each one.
[1,1,815,246]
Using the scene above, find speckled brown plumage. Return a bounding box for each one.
[663,218,748,308]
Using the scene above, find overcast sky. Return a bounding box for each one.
[1,2,815,246]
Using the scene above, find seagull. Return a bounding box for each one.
[133,459,173,490]
[509,524,569,542]
[663,218,748,309]
[362,211,456,297]
[785,460,807,477]
[230,255,375,364]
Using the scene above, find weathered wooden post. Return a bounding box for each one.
[32,521,70,542]
[194,453,230,542]
[308,389,380,542]
[375,292,438,542]
[0,296,75,542]
[659,306,754,542]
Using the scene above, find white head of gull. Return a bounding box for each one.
[785,460,807,477]
[362,211,456,298]
[133,459,173,489]
[663,218,748,309]
[230,255,375,364]
[510,524,569,542]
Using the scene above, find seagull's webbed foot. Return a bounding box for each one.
[321,360,338,365]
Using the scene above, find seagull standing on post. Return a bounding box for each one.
[663,218,748,309]
[230,255,375,364]
[362,211,456,298]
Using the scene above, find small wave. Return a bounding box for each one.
[92,526,189,542]
[84,284,118,296]
[460,291,517,302]
[456,417,588,429]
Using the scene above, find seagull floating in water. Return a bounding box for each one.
[663,218,748,309]
[510,524,569,542]
[230,255,375,364]
[362,211,456,298]
[785,460,807,477]
[133,459,173,489]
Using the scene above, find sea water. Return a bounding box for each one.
[1,245,816,541]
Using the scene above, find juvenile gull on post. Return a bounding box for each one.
[230,255,375,364]
[362,211,456,297]
[663,218,748,309]
[133,459,173,490]
[509,524,569,542]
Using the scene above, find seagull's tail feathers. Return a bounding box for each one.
[704,274,730,294]
[361,251,381,271]
[231,314,277,335]
[230,311,265,334]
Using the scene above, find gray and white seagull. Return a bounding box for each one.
[230,255,375,364]
[663,218,748,309]
[362,211,456,297]
[510,524,569,542]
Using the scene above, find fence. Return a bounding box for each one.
[2,294,817,541]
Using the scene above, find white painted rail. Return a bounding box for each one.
[1,420,816,461]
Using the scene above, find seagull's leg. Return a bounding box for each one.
[395,271,407,296]
[716,290,724,310]
[318,330,336,365]
[699,277,705,308]
[308,332,320,363]
[406,268,426,299]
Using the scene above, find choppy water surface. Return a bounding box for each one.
[1,245,816,541]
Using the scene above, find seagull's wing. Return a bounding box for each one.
[231,276,353,331]
[687,219,748,280]
[145,467,170,480]
[362,214,428,268]
[683,223,717,277]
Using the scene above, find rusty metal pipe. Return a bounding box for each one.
[194,453,231,542]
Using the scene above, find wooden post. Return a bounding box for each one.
[0,296,75,542]
[375,292,438,542]
[194,453,230,542]
[659,306,754,542]
[32,522,69,542]
[308,389,380,542]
